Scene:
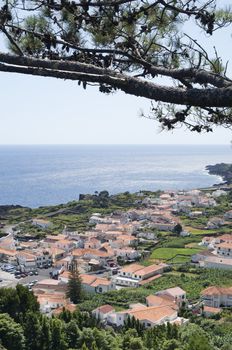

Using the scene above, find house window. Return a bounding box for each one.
[147,323,151,327]
[99,287,103,293]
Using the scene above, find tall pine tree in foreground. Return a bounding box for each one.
[66,259,83,304]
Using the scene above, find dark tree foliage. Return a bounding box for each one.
[0,1,232,131]
[173,223,183,235]
[0,313,25,350]
[0,285,39,320]
[66,259,84,304]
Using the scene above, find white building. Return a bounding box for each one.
[32,219,51,229]
[201,286,232,308]
[108,304,187,328]
[92,305,115,321]
[155,287,186,307]
[217,242,232,258]
[199,256,232,270]
[114,263,166,287]
[16,251,37,272]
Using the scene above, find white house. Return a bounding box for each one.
[201,286,232,308]
[32,219,51,229]
[155,287,186,307]
[54,239,76,252]
[114,263,166,287]
[16,251,37,272]
[110,304,185,328]
[67,274,116,294]
[114,247,140,260]
[34,249,52,268]
[206,217,224,229]
[217,242,232,258]
[199,256,232,270]
[92,305,115,321]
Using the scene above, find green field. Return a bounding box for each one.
[185,226,232,235]
[150,247,202,261]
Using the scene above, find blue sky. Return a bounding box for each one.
[1,2,232,145]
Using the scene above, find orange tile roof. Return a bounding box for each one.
[146,294,175,307]
[219,234,232,242]
[52,303,77,315]
[139,274,162,285]
[129,305,177,323]
[60,271,70,279]
[201,286,232,296]
[56,239,74,245]
[0,248,17,256]
[133,264,163,277]
[80,274,98,285]
[163,287,186,297]
[204,306,222,314]
[46,234,66,241]
[73,248,113,258]
[48,247,66,255]
[94,305,115,314]
[17,251,35,260]
[90,278,111,287]
[120,263,143,274]
[217,242,232,249]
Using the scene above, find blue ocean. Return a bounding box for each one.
[0,145,231,208]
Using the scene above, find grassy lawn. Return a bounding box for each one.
[150,247,202,260]
[185,226,232,236]
[171,255,192,264]
[185,227,218,235]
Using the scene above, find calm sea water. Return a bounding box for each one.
[0,145,231,208]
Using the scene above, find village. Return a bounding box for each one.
[1,186,232,329]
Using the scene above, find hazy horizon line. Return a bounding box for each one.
[0,143,230,146]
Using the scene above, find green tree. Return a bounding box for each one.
[187,335,212,350]
[161,339,183,350]
[23,312,42,350]
[40,316,51,350]
[50,318,67,350]
[0,288,20,319]
[1,1,232,131]
[0,286,39,321]
[66,260,83,304]
[0,313,25,350]
[172,224,183,235]
[81,344,88,350]
[16,284,39,315]
[65,320,80,349]
[179,323,212,350]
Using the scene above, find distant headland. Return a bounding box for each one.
[206,163,232,185]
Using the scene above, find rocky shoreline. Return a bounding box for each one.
[206,163,232,185]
